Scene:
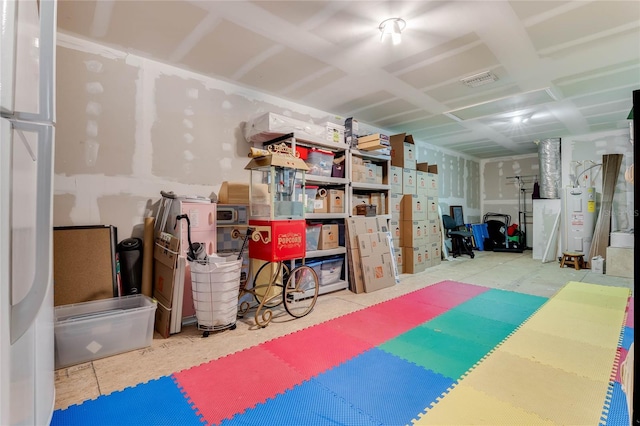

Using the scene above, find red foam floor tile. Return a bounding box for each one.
[426,280,490,297]
[173,345,306,425]
[262,322,371,377]
[615,347,628,383]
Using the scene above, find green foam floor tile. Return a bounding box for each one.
[380,327,493,379]
[421,310,517,347]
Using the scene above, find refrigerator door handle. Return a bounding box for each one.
[10,123,53,344]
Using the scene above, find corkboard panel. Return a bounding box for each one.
[53,226,117,306]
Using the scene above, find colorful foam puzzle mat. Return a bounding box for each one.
[51,280,633,426]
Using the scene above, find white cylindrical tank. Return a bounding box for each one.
[562,187,597,255]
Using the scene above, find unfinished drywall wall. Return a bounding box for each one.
[54,34,486,239]
[481,154,539,247]
[417,146,481,224]
[561,128,634,231]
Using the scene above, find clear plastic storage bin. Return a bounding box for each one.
[54,294,156,369]
[306,223,322,251]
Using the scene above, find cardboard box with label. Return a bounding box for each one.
[401,194,428,221]
[403,246,426,274]
[318,224,340,250]
[416,170,429,196]
[402,168,416,195]
[390,133,416,169]
[431,242,442,266]
[327,189,345,213]
[389,166,403,194]
[427,196,439,220]
[387,193,402,220]
[400,220,426,247]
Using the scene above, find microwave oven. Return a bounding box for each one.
[216,204,248,226]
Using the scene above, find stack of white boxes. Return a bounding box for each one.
[387,132,441,274]
[417,163,442,270]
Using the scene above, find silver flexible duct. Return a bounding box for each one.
[537,138,561,199]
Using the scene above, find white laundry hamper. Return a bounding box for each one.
[189,255,243,336]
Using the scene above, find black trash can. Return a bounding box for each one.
[117,238,143,295]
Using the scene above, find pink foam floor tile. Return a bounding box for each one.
[261,322,372,377]
[173,345,306,425]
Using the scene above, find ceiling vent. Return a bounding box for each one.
[460,71,498,88]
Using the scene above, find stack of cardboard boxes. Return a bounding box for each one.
[388,134,442,274]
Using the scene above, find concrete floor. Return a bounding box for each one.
[53,250,634,411]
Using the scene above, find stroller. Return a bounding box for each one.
[482,213,523,253]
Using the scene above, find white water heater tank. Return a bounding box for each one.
[562,187,597,254]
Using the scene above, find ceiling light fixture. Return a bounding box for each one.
[379,18,406,45]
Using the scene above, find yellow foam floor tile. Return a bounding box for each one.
[496,327,617,383]
[461,351,609,425]
[413,383,554,425]
[552,283,630,309]
[522,303,625,349]
[563,281,631,299]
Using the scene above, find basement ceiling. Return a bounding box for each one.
[57,0,640,159]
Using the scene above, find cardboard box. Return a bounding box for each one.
[153,233,180,309]
[388,193,402,220]
[427,196,439,220]
[351,193,370,215]
[390,133,416,169]
[416,163,438,174]
[358,232,395,292]
[218,181,250,204]
[390,219,401,247]
[357,133,390,151]
[403,246,426,274]
[318,224,340,250]
[416,170,429,196]
[352,164,366,182]
[400,220,426,247]
[363,163,378,183]
[327,189,345,213]
[369,192,385,215]
[345,216,379,249]
[431,242,442,266]
[401,194,428,221]
[428,220,440,239]
[402,168,416,194]
[347,247,366,294]
[154,299,172,339]
[389,166,403,194]
[313,192,328,213]
[427,173,439,196]
[325,122,345,145]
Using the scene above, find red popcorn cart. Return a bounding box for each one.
[240,142,319,327]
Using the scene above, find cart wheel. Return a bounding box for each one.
[283,265,319,318]
[202,331,210,338]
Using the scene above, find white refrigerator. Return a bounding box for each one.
[0,0,56,424]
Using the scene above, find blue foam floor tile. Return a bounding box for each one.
[602,382,630,426]
[313,348,454,426]
[621,326,633,350]
[50,376,201,426]
[220,379,381,426]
